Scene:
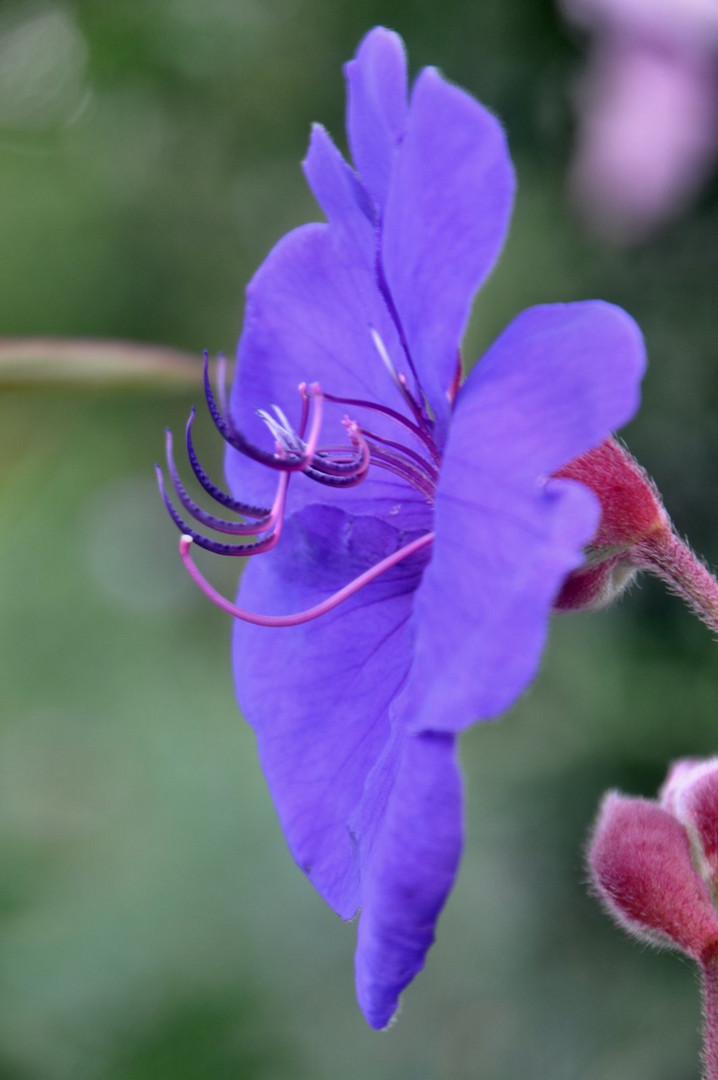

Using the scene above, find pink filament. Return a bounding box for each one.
[342,418,371,477]
[321,390,440,463]
[252,468,289,538]
[293,382,323,467]
[179,530,434,627]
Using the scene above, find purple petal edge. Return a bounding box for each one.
[354,729,463,1029]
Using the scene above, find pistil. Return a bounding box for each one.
[178,530,434,626]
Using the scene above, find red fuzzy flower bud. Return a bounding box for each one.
[661,759,718,889]
[554,437,668,611]
[554,437,718,634]
[588,788,718,960]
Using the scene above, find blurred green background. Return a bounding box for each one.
[1,1,717,1077]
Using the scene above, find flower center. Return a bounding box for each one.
[156,350,440,625]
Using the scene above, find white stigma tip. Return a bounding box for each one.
[369,327,398,382]
[271,404,292,432]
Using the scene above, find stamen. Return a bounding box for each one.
[178,529,434,626]
[363,446,436,501]
[162,428,286,536]
[160,350,440,569]
[185,407,270,519]
[203,352,318,473]
[302,468,365,487]
[295,382,323,464]
[158,469,289,556]
[360,427,439,483]
[344,418,371,477]
[321,390,440,463]
[301,417,371,482]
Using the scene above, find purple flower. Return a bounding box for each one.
[158,27,645,1028]
[562,0,718,241]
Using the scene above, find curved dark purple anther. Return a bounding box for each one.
[303,449,369,478]
[156,465,288,557]
[164,429,277,536]
[301,419,371,487]
[296,399,374,481]
[203,351,307,473]
[185,409,270,519]
[302,441,368,480]
[302,467,366,487]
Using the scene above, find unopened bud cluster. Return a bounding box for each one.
[589,760,718,1079]
[589,759,718,960]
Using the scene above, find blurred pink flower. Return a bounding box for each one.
[562,0,718,241]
